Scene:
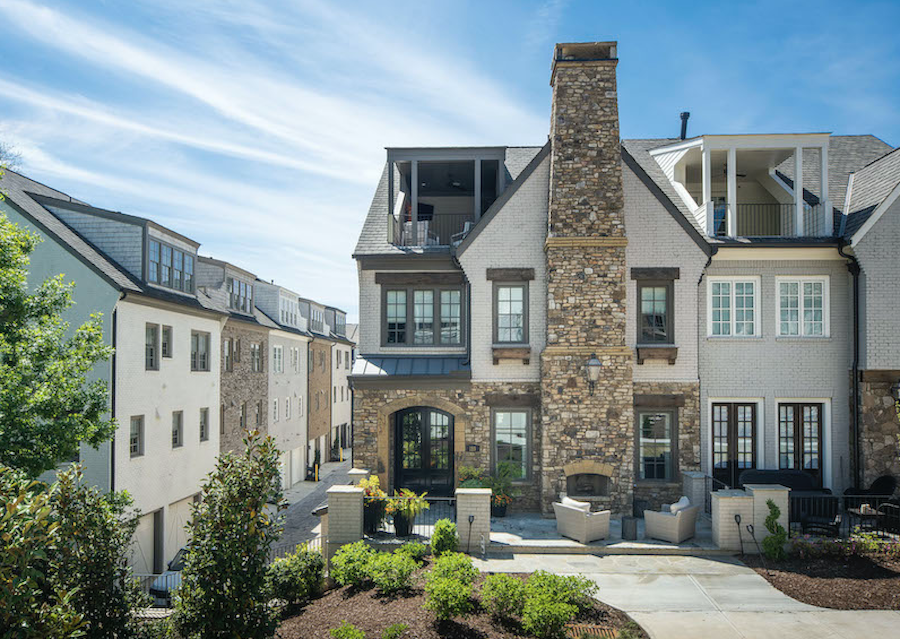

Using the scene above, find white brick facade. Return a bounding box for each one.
[268,328,309,488]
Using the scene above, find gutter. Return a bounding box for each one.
[838,241,861,489]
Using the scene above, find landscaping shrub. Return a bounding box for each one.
[368,552,417,595]
[424,575,474,621]
[396,541,427,564]
[525,570,597,612]
[431,519,459,556]
[330,621,365,639]
[381,622,409,639]
[790,532,900,559]
[133,618,173,639]
[481,573,526,619]
[761,499,788,562]
[330,540,377,587]
[429,552,478,584]
[522,593,578,639]
[266,543,325,605]
[615,621,644,639]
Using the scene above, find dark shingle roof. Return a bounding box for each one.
[352,147,544,257]
[842,146,900,238]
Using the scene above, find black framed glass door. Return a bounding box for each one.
[712,402,757,487]
[778,403,823,486]
[395,407,453,495]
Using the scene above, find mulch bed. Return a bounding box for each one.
[279,569,646,639]
[743,553,900,610]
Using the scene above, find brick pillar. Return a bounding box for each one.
[348,468,371,484]
[325,485,363,560]
[541,41,634,516]
[745,484,790,545]
[682,471,707,512]
[455,488,491,555]
[711,489,754,552]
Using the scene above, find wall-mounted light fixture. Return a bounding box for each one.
[586,353,602,396]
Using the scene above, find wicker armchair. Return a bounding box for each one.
[643,505,700,544]
[552,502,611,544]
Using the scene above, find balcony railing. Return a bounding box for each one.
[709,202,829,238]
[390,213,474,247]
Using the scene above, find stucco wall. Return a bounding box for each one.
[699,255,852,491]
[267,330,308,461]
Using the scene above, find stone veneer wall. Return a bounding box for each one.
[352,382,543,511]
[308,339,333,452]
[632,381,701,512]
[540,43,634,515]
[859,377,900,487]
[220,320,268,453]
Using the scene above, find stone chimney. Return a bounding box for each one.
[540,41,634,515]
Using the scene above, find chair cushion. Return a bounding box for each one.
[562,496,591,512]
[670,496,691,514]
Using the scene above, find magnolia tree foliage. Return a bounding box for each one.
[51,466,148,638]
[0,213,114,476]
[173,431,287,639]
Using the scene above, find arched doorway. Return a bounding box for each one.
[394,407,454,496]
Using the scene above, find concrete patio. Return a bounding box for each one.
[489,513,727,555]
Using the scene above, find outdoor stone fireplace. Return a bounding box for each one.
[559,460,614,501]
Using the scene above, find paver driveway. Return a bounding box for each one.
[472,554,900,639]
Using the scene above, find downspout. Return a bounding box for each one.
[838,242,861,489]
[110,292,125,492]
[696,249,714,477]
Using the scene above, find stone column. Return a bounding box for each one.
[711,489,754,552]
[541,41,634,516]
[745,484,790,544]
[455,488,491,555]
[325,485,364,560]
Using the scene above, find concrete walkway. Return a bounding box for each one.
[280,459,352,547]
[472,554,900,639]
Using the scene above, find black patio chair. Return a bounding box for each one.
[877,501,900,536]
[792,494,842,537]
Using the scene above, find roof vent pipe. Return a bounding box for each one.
[680,112,690,140]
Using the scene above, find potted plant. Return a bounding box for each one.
[489,461,520,518]
[386,488,430,537]
[491,492,513,518]
[359,476,387,534]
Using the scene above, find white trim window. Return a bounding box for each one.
[776,277,829,337]
[273,345,284,373]
[273,398,279,422]
[708,277,759,337]
[285,397,291,420]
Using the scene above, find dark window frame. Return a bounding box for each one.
[492,282,529,345]
[381,285,466,347]
[199,407,209,442]
[634,408,679,482]
[146,237,195,294]
[145,323,160,371]
[778,402,824,484]
[490,407,533,482]
[191,331,210,372]
[636,279,675,345]
[130,415,144,458]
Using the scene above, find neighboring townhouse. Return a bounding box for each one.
[196,257,272,455]
[300,297,333,470]
[350,40,899,515]
[254,280,311,489]
[0,170,223,573]
[326,306,354,459]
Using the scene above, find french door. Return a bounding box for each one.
[778,403,823,486]
[394,407,454,496]
[712,402,757,487]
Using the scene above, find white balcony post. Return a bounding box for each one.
[474,158,482,221]
[794,147,804,236]
[820,143,830,236]
[411,160,419,240]
[702,146,712,234]
[727,147,737,237]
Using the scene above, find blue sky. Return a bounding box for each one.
[1,0,897,322]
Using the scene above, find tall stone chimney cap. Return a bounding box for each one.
[551,41,618,85]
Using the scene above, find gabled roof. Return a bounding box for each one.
[842,146,900,241]
[352,146,545,257]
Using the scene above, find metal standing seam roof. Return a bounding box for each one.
[351,356,470,377]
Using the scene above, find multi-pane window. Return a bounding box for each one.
[345,352,350,370]
[191,331,210,371]
[441,290,461,344]
[273,346,284,373]
[637,411,674,481]
[145,324,159,371]
[172,411,183,448]
[161,326,173,358]
[273,399,279,422]
[250,343,262,372]
[386,290,407,344]
[413,290,434,344]
[778,278,827,337]
[227,277,253,313]
[130,416,144,458]
[199,407,209,442]
[336,350,341,369]
[493,410,529,480]
[147,239,194,292]
[495,284,526,343]
[239,402,247,429]
[285,397,291,420]
[638,282,672,344]
[779,403,823,483]
[223,338,233,372]
[710,279,757,336]
[256,401,264,426]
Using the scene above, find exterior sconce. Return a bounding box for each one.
[586,353,602,396]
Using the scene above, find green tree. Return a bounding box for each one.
[0,465,84,638]
[0,213,114,476]
[173,431,287,639]
[50,465,149,638]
